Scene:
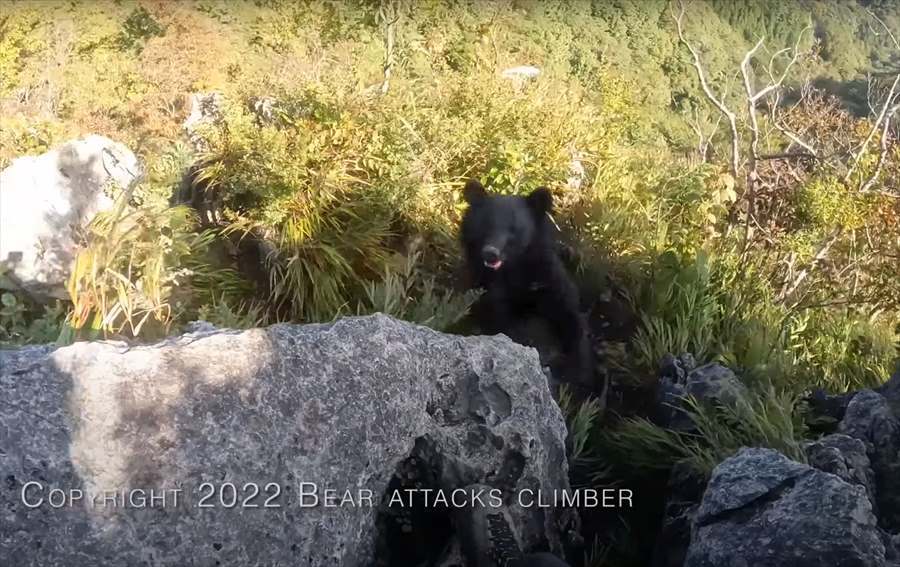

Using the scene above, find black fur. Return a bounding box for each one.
[460,179,592,386]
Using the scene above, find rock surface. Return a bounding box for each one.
[840,389,900,531]
[501,65,541,80]
[655,355,747,431]
[685,447,889,567]
[0,315,576,566]
[805,433,877,506]
[182,91,224,152]
[806,365,900,432]
[0,135,142,299]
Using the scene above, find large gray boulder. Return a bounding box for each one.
[0,315,576,566]
[685,447,889,567]
[840,390,900,531]
[0,135,142,299]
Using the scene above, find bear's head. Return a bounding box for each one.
[460,179,553,272]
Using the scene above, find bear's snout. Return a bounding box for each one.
[481,245,504,270]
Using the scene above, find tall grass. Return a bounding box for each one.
[355,248,479,332]
[67,198,212,340]
[599,388,807,479]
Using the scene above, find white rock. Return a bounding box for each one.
[182,92,224,151]
[501,65,541,80]
[0,135,142,299]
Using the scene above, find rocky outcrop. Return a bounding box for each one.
[0,136,142,299]
[805,433,877,505]
[501,66,541,81]
[654,358,900,567]
[807,366,900,430]
[0,315,577,566]
[501,66,541,91]
[685,447,890,567]
[840,389,900,532]
[655,354,747,431]
[182,91,224,152]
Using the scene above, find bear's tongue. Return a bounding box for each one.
[484,259,503,270]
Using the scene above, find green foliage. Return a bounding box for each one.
[195,297,268,330]
[558,385,606,487]
[267,202,392,323]
[0,9,41,95]
[632,251,724,366]
[629,247,898,393]
[575,163,735,275]
[600,388,807,479]
[0,293,67,346]
[119,6,166,52]
[683,390,808,472]
[789,310,899,392]
[795,175,874,230]
[194,62,633,322]
[354,249,478,332]
[631,249,786,378]
[632,246,900,398]
[1,0,894,164]
[67,199,213,339]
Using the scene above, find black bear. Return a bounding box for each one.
[460,179,593,386]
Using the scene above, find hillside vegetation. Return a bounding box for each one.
[2,1,898,563]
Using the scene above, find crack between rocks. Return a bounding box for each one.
[696,470,808,529]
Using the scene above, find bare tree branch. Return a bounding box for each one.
[845,73,900,183]
[685,102,724,162]
[779,226,844,302]
[866,7,900,51]
[378,0,402,95]
[672,0,740,180]
[757,151,818,161]
[765,28,819,158]
[859,106,897,193]
[738,26,811,253]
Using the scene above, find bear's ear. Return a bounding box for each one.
[463,179,487,204]
[526,187,553,215]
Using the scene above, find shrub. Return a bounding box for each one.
[0,293,67,346]
[630,249,787,378]
[354,249,478,332]
[119,6,166,53]
[67,199,212,340]
[789,310,899,392]
[599,387,807,479]
[195,297,268,330]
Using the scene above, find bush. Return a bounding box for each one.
[67,199,214,340]
[789,310,899,392]
[598,387,808,479]
[628,246,898,393]
[192,64,636,323]
[354,249,479,332]
[0,293,67,346]
[119,6,165,53]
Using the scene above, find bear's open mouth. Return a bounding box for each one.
[484,259,503,270]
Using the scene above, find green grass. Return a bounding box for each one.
[598,387,808,480]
